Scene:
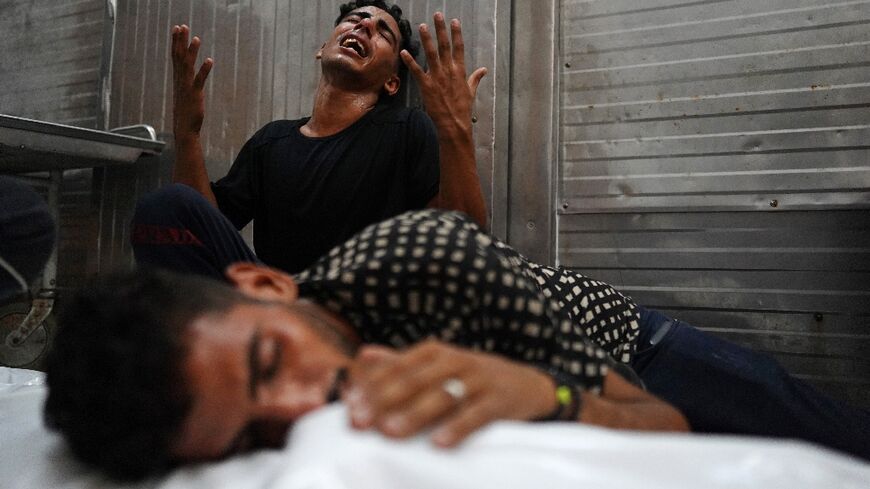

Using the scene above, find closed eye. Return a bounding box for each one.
[341,12,397,46]
[376,18,397,46]
[258,337,282,381]
[247,328,282,400]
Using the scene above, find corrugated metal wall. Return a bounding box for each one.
[107,0,508,228]
[557,0,870,407]
[0,0,105,128]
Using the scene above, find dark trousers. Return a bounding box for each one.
[131,184,258,280]
[633,307,870,460]
[133,184,870,461]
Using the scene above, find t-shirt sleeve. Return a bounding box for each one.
[404,110,440,208]
[210,129,266,230]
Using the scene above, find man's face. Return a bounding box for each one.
[319,6,403,93]
[170,302,348,461]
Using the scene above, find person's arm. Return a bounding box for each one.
[581,367,690,432]
[170,24,217,206]
[344,340,689,447]
[401,13,487,228]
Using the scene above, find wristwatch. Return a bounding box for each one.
[537,368,583,422]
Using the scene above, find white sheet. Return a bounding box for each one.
[2,367,868,489]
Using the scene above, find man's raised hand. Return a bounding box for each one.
[171,25,213,139]
[400,13,487,135]
[168,25,218,205]
[403,12,489,228]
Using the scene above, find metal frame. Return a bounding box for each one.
[489,0,513,241]
[506,0,559,264]
[0,117,163,365]
[97,0,118,131]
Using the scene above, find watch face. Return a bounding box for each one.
[536,368,583,422]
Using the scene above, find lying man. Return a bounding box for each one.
[159,1,487,274]
[45,197,870,480]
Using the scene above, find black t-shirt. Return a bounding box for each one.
[211,104,440,273]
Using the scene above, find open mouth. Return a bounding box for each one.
[340,36,367,58]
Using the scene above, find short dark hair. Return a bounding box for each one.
[43,269,248,481]
[336,1,419,100]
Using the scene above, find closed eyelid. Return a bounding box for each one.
[343,11,397,44]
[248,329,261,400]
[342,11,365,24]
[260,338,282,380]
[376,19,397,44]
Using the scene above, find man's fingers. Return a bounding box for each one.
[467,67,487,99]
[347,342,463,428]
[345,344,422,408]
[418,23,440,70]
[193,58,213,89]
[356,344,400,363]
[377,387,456,438]
[366,353,463,414]
[188,35,201,61]
[178,24,190,56]
[433,12,451,63]
[356,341,441,394]
[171,25,184,65]
[170,25,180,46]
[432,398,499,447]
[400,50,427,83]
[450,19,466,69]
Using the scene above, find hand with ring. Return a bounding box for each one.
[343,339,558,447]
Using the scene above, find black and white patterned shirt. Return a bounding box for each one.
[295,210,640,392]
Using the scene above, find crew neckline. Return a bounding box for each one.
[294,106,379,141]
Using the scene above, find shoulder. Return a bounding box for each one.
[386,209,481,234]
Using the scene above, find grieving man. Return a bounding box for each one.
[153,1,487,274]
[45,206,870,481]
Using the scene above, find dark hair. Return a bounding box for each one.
[43,269,248,481]
[336,1,419,100]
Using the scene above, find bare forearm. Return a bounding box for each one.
[430,124,487,228]
[173,134,217,207]
[582,394,689,431]
[580,371,690,432]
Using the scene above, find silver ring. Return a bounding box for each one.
[442,378,467,402]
